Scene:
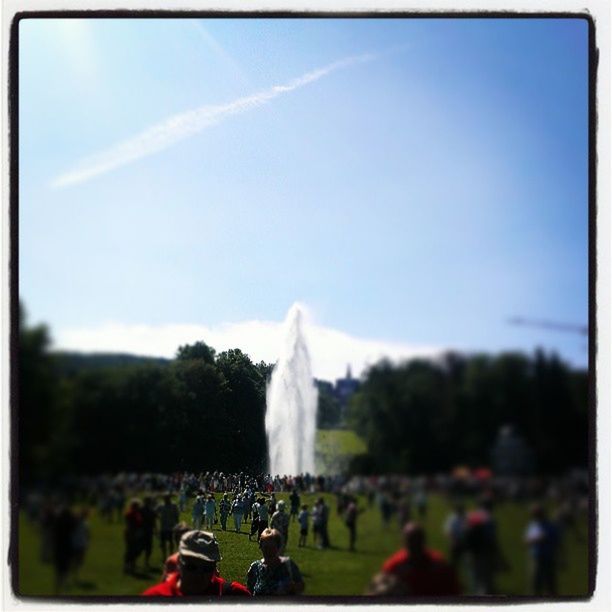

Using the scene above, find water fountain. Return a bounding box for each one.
[265,303,318,476]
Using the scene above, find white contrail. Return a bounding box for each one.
[51,52,377,188]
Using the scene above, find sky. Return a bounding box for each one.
[18,17,589,380]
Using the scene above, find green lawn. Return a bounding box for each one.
[17,491,589,598]
[315,429,367,474]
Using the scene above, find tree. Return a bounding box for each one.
[216,349,268,472]
[19,304,58,482]
[347,351,588,475]
[317,390,342,429]
[176,341,216,365]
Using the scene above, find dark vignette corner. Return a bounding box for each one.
[8,9,22,601]
[586,11,598,601]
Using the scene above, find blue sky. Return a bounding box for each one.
[19,17,589,377]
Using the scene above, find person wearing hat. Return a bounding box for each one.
[246,528,305,596]
[379,522,461,596]
[143,530,251,597]
[270,500,290,553]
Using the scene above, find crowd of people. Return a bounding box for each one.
[28,502,91,593]
[119,484,341,570]
[22,468,588,597]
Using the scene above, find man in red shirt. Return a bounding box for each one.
[142,530,251,597]
[379,522,461,596]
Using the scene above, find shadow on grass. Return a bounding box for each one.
[74,580,97,590]
[309,545,385,557]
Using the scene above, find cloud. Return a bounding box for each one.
[51,51,377,188]
[52,317,442,381]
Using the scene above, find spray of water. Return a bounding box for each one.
[265,304,318,476]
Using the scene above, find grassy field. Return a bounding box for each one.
[17,490,589,599]
[315,429,367,474]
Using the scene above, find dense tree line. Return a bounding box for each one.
[18,307,588,484]
[347,352,588,475]
[18,310,272,484]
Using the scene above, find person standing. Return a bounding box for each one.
[344,496,360,552]
[444,503,467,568]
[231,495,245,532]
[53,505,77,593]
[124,499,144,575]
[463,497,507,595]
[379,492,394,528]
[414,488,428,519]
[178,484,187,513]
[397,495,412,528]
[525,504,560,596]
[246,528,305,596]
[319,497,331,549]
[249,499,260,542]
[289,489,301,523]
[219,494,231,532]
[380,522,461,596]
[255,497,269,541]
[143,530,251,597]
[243,487,252,524]
[268,493,277,517]
[140,496,157,570]
[114,487,126,523]
[298,504,309,548]
[312,499,323,549]
[270,500,290,553]
[191,494,204,530]
[157,494,179,561]
[70,507,90,582]
[204,495,216,531]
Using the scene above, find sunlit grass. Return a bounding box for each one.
[17,491,589,598]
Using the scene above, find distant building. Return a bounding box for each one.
[314,364,361,424]
[334,364,360,412]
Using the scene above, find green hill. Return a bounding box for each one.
[316,429,367,474]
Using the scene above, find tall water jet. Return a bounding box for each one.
[266,304,318,476]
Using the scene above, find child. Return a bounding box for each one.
[298,504,309,547]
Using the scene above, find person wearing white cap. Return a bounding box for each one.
[142,530,251,597]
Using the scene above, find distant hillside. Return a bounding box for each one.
[52,351,171,377]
